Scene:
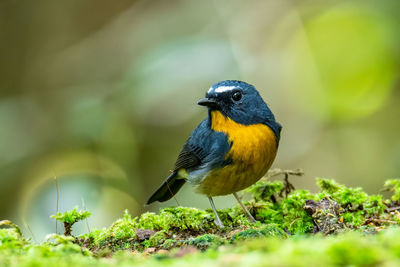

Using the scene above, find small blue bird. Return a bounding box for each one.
[147,80,281,228]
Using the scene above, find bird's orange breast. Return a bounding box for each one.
[195,111,278,196]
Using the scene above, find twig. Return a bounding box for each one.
[386,206,400,212]
[82,197,91,233]
[23,222,37,243]
[364,218,397,225]
[289,218,300,228]
[263,168,304,179]
[166,179,181,206]
[53,173,60,234]
[262,168,304,198]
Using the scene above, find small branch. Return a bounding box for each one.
[82,197,91,233]
[64,222,73,236]
[166,178,180,206]
[264,168,304,179]
[262,168,304,198]
[386,206,400,212]
[25,223,37,243]
[54,173,59,234]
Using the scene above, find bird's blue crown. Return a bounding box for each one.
[205,80,281,140]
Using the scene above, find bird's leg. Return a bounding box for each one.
[233,192,257,223]
[208,197,224,229]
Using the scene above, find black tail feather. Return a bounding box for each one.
[146,172,186,204]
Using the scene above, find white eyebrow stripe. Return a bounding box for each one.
[213,86,237,93]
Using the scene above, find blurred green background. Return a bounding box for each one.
[0,0,399,240]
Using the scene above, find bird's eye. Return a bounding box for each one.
[232,91,242,101]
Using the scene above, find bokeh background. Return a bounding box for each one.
[1,0,399,240]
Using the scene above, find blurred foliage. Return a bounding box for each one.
[0,0,399,238]
[286,3,398,120]
[384,179,400,202]
[6,226,400,267]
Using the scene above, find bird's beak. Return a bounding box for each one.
[197,98,219,109]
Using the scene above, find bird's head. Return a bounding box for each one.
[198,80,281,139]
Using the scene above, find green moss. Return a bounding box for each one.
[7,229,400,267]
[5,177,400,266]
[187,234,226,250]
[244,180,316,234]
[158,207,214,232]
[251,190,315,234]
[364,194,386,215]
[83,209,137,248]
[316,178,342,194]
[245,180,284,202]
[142,230,167,248]
[51,208,91,225]
[316,178,373,209]
[160,238,177,250]
[0,228,28,253]
[214,207,251,228]
[261,223,287,237]
[137,212,164,230]
[138,207,215,232]
[231,224,286,242]
[46,233,75,245]
[314,178,390,227]
[281,190,316,234]
[326,233,382,266]
[252,201,281,223]
[51,207,91,236]
[384,179,400,202]
[41,236,92,257]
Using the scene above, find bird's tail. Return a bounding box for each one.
[146,171,186,204]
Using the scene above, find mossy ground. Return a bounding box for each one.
[2,175,400,266]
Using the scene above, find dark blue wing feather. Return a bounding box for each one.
[174,118,231,172]
[147,118,231,204]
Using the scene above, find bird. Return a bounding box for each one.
[146,80,282,228]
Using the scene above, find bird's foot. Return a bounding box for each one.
[246,213,257,223]
[208,197,225,229]
[233,192,258,224]
[214,217,225,229]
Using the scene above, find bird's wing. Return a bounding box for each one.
[173,118,232,172]
[146,118,231,204]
